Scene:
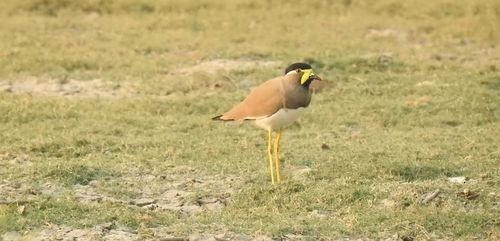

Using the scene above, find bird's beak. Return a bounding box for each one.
[310,75,321,81]
[299,70,322,86]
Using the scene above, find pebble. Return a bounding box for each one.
[448,176,466,184]
[132,198,156,206]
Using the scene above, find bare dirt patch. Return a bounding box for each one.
[73,165,239,216]
[365,28,408,42]
[2,225,277,241]
[175,59,282,75]
[0,153,250,240]
[0,78,136,98]
[0,59,284,99]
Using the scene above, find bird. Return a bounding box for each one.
[212,62,322,184]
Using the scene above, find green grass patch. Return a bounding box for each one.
[44,164,117,186]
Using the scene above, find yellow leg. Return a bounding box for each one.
[274,129,283,183]
[267,129,275,184]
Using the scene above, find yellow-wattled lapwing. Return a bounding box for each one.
[213,63,322,183]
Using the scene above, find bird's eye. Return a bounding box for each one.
[296,69,302,73]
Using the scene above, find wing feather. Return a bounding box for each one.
[218,76,286,121]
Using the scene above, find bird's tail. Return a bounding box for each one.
[212,115,234,121]
[212,115,223,120]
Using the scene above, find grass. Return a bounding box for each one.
[0,0,499,240]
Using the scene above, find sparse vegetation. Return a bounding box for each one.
[0,0,499,240]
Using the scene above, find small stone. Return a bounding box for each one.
[448,176,466,184]
[133,198,156,207]
[158,203,182,212]
[321,143,330,150]
[309,209,332,219]
[420,189,440,204]
[464,188,470,195]
[377,199,395,209]
[144,203,159,210]
[214,233,227,240]
[457,189,479,200]
[16,205,25,215]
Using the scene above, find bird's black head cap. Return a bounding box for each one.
[284,62,312,75]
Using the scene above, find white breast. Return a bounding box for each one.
[254,108,305,131]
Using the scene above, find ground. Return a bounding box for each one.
[0,0,499,240]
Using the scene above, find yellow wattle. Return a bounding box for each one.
[300,69,314,85]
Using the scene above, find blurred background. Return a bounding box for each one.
[1,0,499,90]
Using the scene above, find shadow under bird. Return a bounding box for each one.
[213,63,322,184]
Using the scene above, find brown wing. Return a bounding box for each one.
[216,75,289,121]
